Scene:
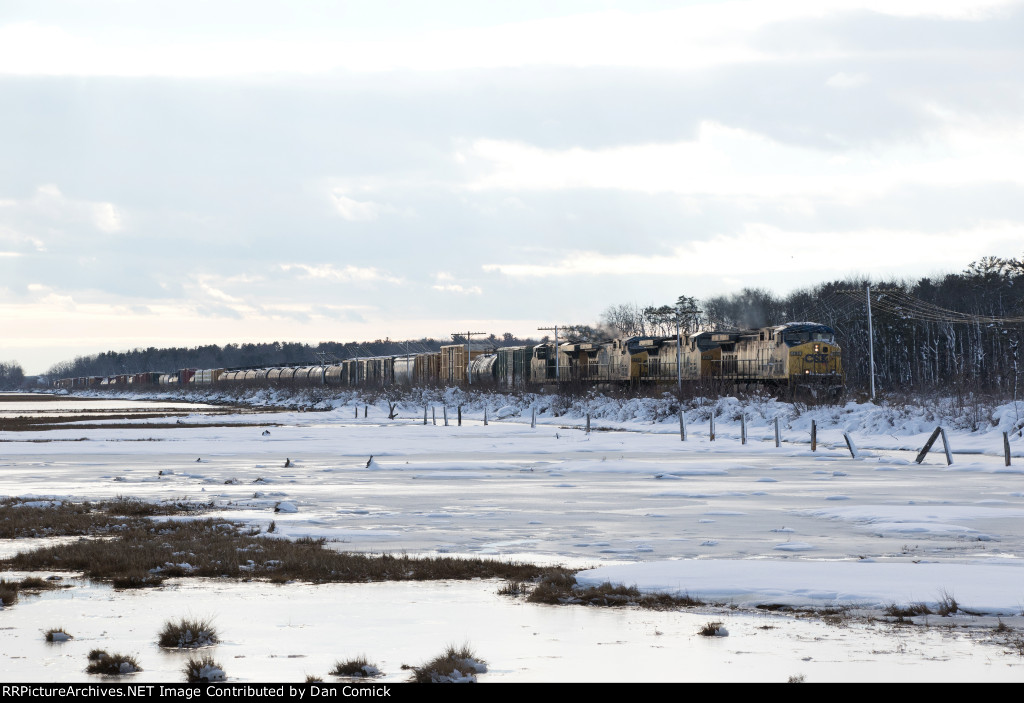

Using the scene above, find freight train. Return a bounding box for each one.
[52,322,842,395]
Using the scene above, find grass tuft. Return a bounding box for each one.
[410,644,487,684]
[0,580,19,606]
[85,651,142,676]
[45,627,72,642]
[330,656,382,678]
[698,621,728,637]
[936,589,959,616]
[183,654,226,682]
[885,602,933,618]
[158,618,219,649]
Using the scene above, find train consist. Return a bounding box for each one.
[52,322,843,394]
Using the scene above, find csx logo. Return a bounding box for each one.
[803,353,829,363]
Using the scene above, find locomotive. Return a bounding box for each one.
[53,322,842,394]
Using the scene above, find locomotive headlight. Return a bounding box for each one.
[814,344,820,352]
[805,369,810,374]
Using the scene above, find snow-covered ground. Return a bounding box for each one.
[3,391,1024,681]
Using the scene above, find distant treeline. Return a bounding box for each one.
[45,334,539,381]
[42,254,1024,399]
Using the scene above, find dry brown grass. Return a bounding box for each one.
[1,504,562,585]
[158,618,219,649]
[85,651,142,676]
[0,497,202,539]
[409,645,485,683]
[525,574,703,610]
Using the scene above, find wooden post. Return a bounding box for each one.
[774,417,780,448]
[444,406,449,426]
[457,405,462,426]
[432,407,436,426]
[940,427,953,465]
[531,408,536,428]
[354,406,358,419]
[811,420,816,452]
[740,416,747,445]
[484,407,488,426]
[915,427,942,464]
[843,432,858,459]
[586,414,591,434]
[710,414,715,442]
[423,406,427,425]
[364,405,367,418]
[1005,431,1011,467]
[679,411,686,442]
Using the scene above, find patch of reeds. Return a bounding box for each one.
[158,618,219,649]
[0,497,203,539]
[525,574,703,610]
[45,627,72,642]
[0,579,19,606]
[698,621,728,637]
[85,651,142,676]
[936,589,959,616]
[183,654,226,682]
[2,513,561,585]
[330,656,381,678]
[410,644,486,684]
[885,602,933,618]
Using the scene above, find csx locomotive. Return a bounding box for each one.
[53,322,842,394]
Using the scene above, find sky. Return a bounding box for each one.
[2,0,1024,375]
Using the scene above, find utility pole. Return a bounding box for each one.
[866,284,875,400]
[672,305,700,395]
[452,331,487,385]
[537,325,562,381]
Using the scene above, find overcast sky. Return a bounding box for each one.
[3,0,1023,374]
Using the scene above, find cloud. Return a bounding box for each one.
[825,71,869,88]
[280,263,403,284]
[331,190,381,221]
[431,273,482,295]
[483,222,1024,278]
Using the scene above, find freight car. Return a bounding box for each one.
[53,321,842,395]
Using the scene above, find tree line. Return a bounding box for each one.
[597,255,1024,398]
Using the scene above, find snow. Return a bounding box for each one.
[4,391,1024,680]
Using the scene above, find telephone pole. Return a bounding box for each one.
[537,325,563,381]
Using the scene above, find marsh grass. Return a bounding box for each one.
[0,580,19,606]
[44,627,72,642]
[158,618,219,649]
[410,644,486,683]
[330,656,381,678]
[886,602,933,618]
[525,574,703,610]
[85,651,142,676]
[2,511,559,585]
[0,497,203,539]
[698,621,727,637]
[183,654,226,682]
[937,589,959,616]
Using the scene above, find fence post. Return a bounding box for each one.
[741,415,747,445]
[679,411,686,442]
[843,431,858,459]
[423,406,427,425]
[586,414,591,434]
[484,407,488,426]
[364,405,367,418]
[1005,431,1011,467]
[811,420,816,452]
[915,427,942,464]
[458,405,462,426]
[354,406,358,419]
[710,414,715,442]
[432,407,436,426]
[531,408,536,429]
[444,406,449,426]
[940,427,953,465]
[774,417,780,448]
